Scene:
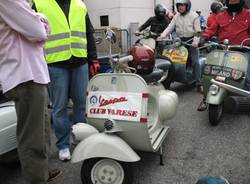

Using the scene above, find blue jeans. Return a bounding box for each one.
[245,52,250,91]
[187,45,201,84]
[48,64,89,150]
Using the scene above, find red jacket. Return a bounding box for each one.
[206,13,217,28]
[203,9,250,45]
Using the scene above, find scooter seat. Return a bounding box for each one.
[155,58,171,72]
[140,68,164,83]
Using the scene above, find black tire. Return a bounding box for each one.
[81,158,133,184]
[208,104,223,126]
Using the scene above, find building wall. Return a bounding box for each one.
[84,0,121,28]
[84,0,154,29]
[85,0,215,30]
[190,0,214,17]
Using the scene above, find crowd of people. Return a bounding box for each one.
[0,0,249,183]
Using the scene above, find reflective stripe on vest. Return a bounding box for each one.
[33,0,88,63]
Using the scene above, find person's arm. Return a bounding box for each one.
[86,14,100,76]
[0,0,47,42]
[160,15,176,38]
[86,14,97,60]
[192,16,202,47]
[202,15,219,39]
[138,17,152,32]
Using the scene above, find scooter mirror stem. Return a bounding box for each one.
[223,39,230,51]
[223,39,229,45]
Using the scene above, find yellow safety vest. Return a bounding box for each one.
[33,0,88,63]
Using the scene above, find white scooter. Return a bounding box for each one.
[0,91,17,164]
[71,28,178,184]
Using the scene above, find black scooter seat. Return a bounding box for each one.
[139,58,171,83]
[140,68,164,83]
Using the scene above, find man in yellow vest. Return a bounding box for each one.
[33,0,100,161]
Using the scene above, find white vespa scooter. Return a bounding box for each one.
[0,91,17,164]
[71,28,178,184]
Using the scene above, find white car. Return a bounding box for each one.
[0,94,17,163]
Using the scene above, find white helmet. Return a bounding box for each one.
[175,0,191,12]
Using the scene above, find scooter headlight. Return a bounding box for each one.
[209,84,220,95]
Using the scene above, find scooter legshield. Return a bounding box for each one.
[206,87,227,105]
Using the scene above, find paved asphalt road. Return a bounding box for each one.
[1,83,250,184]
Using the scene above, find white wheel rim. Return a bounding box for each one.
[91,159,125,184]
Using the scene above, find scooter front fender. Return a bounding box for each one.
[71,133,140,163]
[206,87,227,105]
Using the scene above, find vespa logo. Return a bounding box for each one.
[99,96,128,107]
[89,95,98,106]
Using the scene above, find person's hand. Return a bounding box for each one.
[89,59,100,77]
[36,12,51,34]
[135,30,141,36]
[192,42,199,48]
[159,32,167,40]
[192,36,201,48]
[199,36,209,46]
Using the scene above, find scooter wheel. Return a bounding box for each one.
[208,104,223,126]
[81,158,133,184]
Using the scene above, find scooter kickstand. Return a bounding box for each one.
[159,146,164,166]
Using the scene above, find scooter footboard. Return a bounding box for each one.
[71,133,140,163]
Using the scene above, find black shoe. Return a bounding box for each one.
[47,169,62,183]
[197,100,207,111]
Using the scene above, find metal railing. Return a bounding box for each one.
[94,28,129,58]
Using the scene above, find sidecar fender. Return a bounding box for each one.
[71,133,140,163]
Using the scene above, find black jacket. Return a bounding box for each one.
[138,16,170,34]
[33,0,97,68]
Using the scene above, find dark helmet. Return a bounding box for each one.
[129,44,155,74]
[210,1,223,13]
[226,0,245,12]
[154,4,166,19]
[175,0,192,12]
[196,176,232,184]
[196,9,201,15]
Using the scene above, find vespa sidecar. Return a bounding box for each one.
[71,72,178,184]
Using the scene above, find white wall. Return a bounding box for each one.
[120,0,153,29]
[84,0,214,29]
[190,0,214,17]
[85,0,154,29]
[84,0,121,28]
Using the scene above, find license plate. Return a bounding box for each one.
[203,64,244,80]
[215,76,226,82]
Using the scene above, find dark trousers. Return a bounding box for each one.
[5,81,50,184]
